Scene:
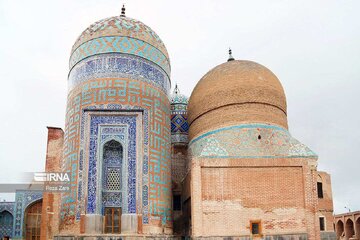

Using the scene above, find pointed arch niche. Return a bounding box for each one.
[101,139,124,210]
[81,112,143,234]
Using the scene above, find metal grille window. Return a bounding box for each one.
[107,168,121,191]
[102,140,123,208]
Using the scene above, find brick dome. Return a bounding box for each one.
[188,60,288,140]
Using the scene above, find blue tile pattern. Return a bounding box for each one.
[87,115,136,214]
[170,85,188,144]
[189,123,317,158]
[63,37,171,226]
[69,54,170,93]
[13,190,42,238]
[72,16,169,59]
[0,202,15,239]
[70,36,170,77]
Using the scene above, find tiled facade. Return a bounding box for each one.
[0,202,15,239]
[189,124,316,158]
[13,191,43,239]
[170,84,189,145]
[60,14,172,235]
[170,85,189,235]
[0,10,338,240]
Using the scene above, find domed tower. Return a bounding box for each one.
[188,59,288,140]
[60,8,172,235]
[170,84,189,145]
[185,53,320,239]
[170,84,189,234]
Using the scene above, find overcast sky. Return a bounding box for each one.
[0,0,359,214]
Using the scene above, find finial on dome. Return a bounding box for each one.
[174,83,180,94]
[120,4,126,17]
[228,48,235,62]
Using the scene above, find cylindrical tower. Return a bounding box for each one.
[169,84,189,234]
[60,10,172,235]
[170,84,189,146]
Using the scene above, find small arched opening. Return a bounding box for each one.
[345,219,355,239]
[336,220,344,239]
[0,210,14,238]
[24,199,42,240]
[355,217,360,239]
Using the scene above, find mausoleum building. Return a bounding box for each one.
[0,8,336,240]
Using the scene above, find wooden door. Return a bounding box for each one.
[104,207,121,233]
[25,200,42,240]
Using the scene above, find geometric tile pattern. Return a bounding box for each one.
[189,123,317,158]
[86,115,136,215]
[12,190,42,238]
[72,16,169,60]
[70,36,170,77]
[171,114,189,133]
[61,53,172,227]
[0,202,15,215]
[170,84,189,144]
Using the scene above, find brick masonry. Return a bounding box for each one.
[40,127,64,240]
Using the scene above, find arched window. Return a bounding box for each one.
[102,140,123,234]
[0,210,13,225]
[0,210,13,237]
[345,219,355,239]
[25,200,42,240]
[355,217,360,240]
[336,220,344,239]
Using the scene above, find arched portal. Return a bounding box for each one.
[102,139,123,234]
[24,200,42,240]
[0,210,13,237]
[345,219,355,239]
[355,217,360,239]
[336,220,344,239]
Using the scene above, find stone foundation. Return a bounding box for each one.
[54,236,181,240]
[54,233,308,240]
[320,232,336,240]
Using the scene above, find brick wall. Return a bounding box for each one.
[190,157,319,239]
[40,127,64,240]
[317,171,334,232]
